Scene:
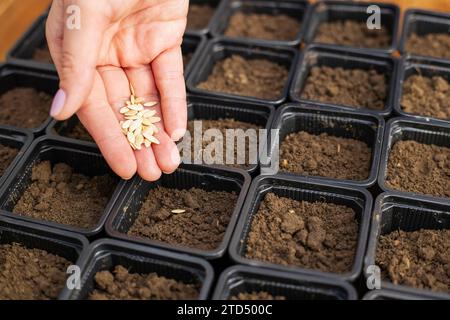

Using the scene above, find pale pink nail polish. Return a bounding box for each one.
[50,89,66,117]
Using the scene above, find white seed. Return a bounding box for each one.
[125,115,139,120]
[129,104,144,111]
[144,101,158,107]
[135,133,144,146]
[125,109,138,116]
[144,139,151,148]
[130,119,143,132]
[171,209,186,214]
[127,131,135,144]
[147,117,161,123]
[143,110,157,118]
[146,135,160,145]
[119,107,130,114]
[122,119,133,129]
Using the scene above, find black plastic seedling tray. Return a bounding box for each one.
[399,9,450,62]
[0,137,126,237]
[393,56,450,124]
[212,265,357,300]
[289,44,397,117]
[45,115,95,145]
[268,103,384,188]
[0,63,58,135]
[106,164,250,260]
[210,0,311,47]
[186,0,224,36]
[187,38,298,105]
[0,127,33,187]
[183,33,207,79]
[7,14,55,72]
[60,238,214,300]
[304,1,399,53]
[0,215,89,300]
[186,94,275,175]
[229,175,372,282]
[364,193,450,300]
[362,289,433,300]
[378,117,450,201]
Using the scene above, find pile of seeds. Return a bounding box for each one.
[119,85,161,150]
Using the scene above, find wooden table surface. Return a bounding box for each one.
[0,0,449,61]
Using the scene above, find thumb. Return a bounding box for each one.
[50,1,107,120]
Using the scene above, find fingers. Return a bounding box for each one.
[77,72,137,180]
[50,1,108,121]
[151,46,187,142]
[125,65,181,174]
[98,65,163,181]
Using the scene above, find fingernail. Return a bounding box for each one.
[171,128,186,142]
[50,89,66,117]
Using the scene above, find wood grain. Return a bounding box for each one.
[0,0,51,61]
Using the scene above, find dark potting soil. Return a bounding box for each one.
[405,33,450,60]
[33,44,53,64]
[13,161,116,229]
[187,4,215,30]
[0,242,71,300]
[186,118,262,167]
[280,131,372,181]
[128,186,238,251]
[301,66,388,110]
[60,122,93,142]
[0,144,19,177]
[197,55,289,100]
[386,140,449,198]
[401,75,449,120]
[224,12,301,41]
[314,20,391,48]
[230,292,286,300]
[0,87,52,128]
[89,265,199,300]
[376,229,450,294]
[245,193,358,274]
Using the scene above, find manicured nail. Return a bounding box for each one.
[171,128,186,141]
[50,89,66,117]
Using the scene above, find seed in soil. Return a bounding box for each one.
[0,87,52,129]
[89,265,199,300]
[197,55,289,100]
[230,292,286,300]
[33,43,53,64]
[405,33,450,60]
[245,193,358,274]
[119,85,160,150]
[386,140,449,198]
[314,20,391,49]
[186,118,262,168]
[401,74,449,120]
[13,160,116,229]
[301,66,388,110]
[187,4,215,30]
[280,131,372,181]
[224,12,301,41]
[127,186,237,251]
[0,144,19,177]
[376,229,450,294]
[0,242,71,300]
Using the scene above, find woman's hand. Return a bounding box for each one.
[46,0,188,180]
